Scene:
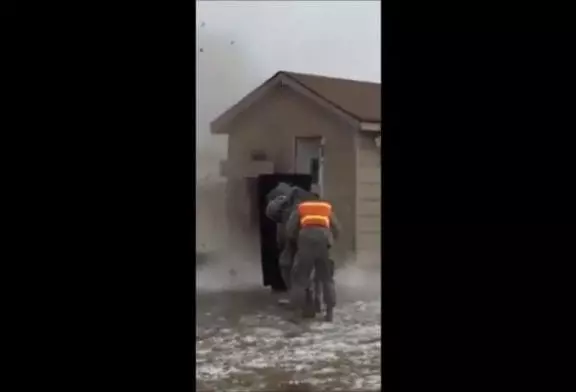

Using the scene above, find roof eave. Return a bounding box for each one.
[210,70,380,135]
[210,71,284,135]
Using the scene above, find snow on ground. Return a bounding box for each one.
[197,277,381,390]
[197,299,381,391]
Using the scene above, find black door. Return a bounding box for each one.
[257,174,312,291]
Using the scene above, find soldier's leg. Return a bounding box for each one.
[279,244,295,290]
[290,249,315,319]
[303,285,315,318]
[302,255,320,318]
[328,257,336,302]
[313,272,322,313]
[316,251,336,321]
[273,243,295,307]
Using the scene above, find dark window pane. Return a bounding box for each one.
[310,158,319,184]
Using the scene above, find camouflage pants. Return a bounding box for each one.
[311,258,336,312]
[278,242,296,290]
[290,229,336,316]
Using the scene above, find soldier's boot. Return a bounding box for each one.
[324,306,334,322]
[302,289,316,318]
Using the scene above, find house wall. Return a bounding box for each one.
[225,84,357,260]
[355,132,382,257]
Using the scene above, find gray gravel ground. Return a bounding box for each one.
[196,258,381,391]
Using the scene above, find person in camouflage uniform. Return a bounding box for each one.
[285,190,341,321]
[265,183,299,294]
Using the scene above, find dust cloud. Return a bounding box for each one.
[196,248,263,292]
[335,253,381,300]
[195,175,227,253]
[196,246,382,301]
[195,11,253,257]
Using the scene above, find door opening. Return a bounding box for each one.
[256,173,312,291]
[295,137,324,196]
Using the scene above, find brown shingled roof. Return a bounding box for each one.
[280,71,381,122]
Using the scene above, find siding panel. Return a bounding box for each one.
[358,150,381,167]
[358,167,380,183]
[357,233,381,251]
[357,200,381,216]
[356,132,381,254]
[357,215,381,232]
[358,182,381,199]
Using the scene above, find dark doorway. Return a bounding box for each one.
[257,174,312,291]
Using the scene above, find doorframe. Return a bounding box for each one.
[293,136,326,196]
[318,137,325,197]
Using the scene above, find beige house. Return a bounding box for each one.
[211,71,381,261]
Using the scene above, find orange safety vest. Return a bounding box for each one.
[298,201,332,228]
